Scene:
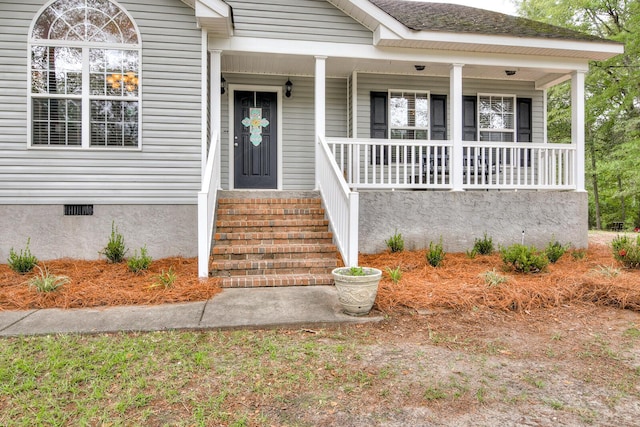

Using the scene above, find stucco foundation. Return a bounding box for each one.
[358,190,588,254]
[0,205,197,261]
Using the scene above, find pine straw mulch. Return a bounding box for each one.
[368,243,640,314]
[0,257,221,311]
[1,243,639,314]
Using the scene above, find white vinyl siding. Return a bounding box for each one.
[356,73,544,143]
[220,74,347,190]
[225,0,372,44]
[0,0,203,204]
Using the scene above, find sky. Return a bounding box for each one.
[418,0,518,16]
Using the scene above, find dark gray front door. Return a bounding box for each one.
[234,91,277,189]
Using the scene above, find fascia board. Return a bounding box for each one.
[373,25,401,45]
[379,28,624,60]
[210,36,591,71]
[195,0,231,19]
[328,0,407,36]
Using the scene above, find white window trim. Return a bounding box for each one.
[27,0,142,151]
[477,93,516,142]
[388,89,430,140]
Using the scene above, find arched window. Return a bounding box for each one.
[29,0,141,148]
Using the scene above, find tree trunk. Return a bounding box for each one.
[590,142,602,230]
[618,175,626,223]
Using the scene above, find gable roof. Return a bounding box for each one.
[369,0,606,43]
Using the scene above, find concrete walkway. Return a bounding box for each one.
[0,286,383,337]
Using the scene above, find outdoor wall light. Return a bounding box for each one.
[221,76,227,95]
[505,70,517,76]
[414,65,425,71]
[285,78,293,98]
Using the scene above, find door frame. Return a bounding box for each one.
[228,84,283,190]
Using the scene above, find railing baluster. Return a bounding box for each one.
[326,138,576,191]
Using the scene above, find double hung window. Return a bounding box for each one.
[389,91,430,140]
[478,94,515,142]
[29,0,141,148]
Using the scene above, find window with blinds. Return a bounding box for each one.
[389,91,430,140]
[29,0,140,148]
[478,94,515,142]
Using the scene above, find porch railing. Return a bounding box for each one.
[317,136,359,267]
[197,129,221,278]
[327,138,576,190]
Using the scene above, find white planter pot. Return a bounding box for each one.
[332,267,382,316]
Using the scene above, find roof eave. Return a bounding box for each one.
[375,29,624,61]
[181,0,234,38]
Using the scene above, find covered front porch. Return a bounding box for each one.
[198,55,588,276]
[193,0,621,277]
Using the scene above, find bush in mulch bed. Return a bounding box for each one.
[3,243,640,314]
[0,257,221,311]
[368,243,640,313]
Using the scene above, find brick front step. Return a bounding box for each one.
[212,243,337,261]
[213,231,333,246]
[216,207,326,217]
[216,219,330,233]
[218,197,321,206]
[211,192,340,287]
[220,273,334,288]
[211,258,338,277]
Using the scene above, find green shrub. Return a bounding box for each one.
[465,248,478,259]
[127,246,152,273]
[100,222,128,263]
[426,239,445,267]
[480,269,508,287]
[7,238,38,274]
[545,240,568,263]
[473,233,494,255]
[611,235,640,269]
[385,266,402,284]
[152,267,177,289]
[500,244,549,274]
[611,234,632,253]
[385,229,404,253]
[28,266,69,292]
[570,249,587,260]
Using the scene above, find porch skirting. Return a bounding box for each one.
[0,205,197,261]
[358,190,588,254]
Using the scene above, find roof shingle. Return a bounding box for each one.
[370,0,609,43]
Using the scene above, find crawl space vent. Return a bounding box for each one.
[64,204,94,216]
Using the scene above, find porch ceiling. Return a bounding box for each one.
[221,53,571,87]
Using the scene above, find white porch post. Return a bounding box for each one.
[571,70,586,191]
[351,70,359,188]
[450,64,464,191]
[315,56,327,189]
[209,49,222,168]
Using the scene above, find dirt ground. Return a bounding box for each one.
[307,305,640,426]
